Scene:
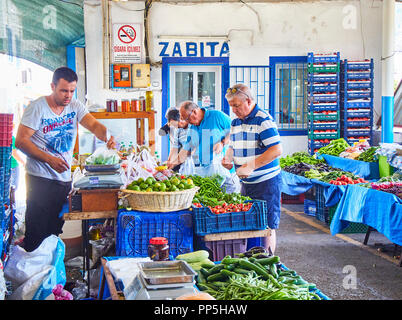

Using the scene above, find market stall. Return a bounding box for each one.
[280,140,402,266]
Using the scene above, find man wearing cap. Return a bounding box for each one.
[222,84,283,253]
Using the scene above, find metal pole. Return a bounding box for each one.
[381,0,395,143]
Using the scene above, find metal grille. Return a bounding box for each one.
[274,62,308,130]
[229,66,271,118]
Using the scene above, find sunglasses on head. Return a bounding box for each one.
[226,87,250,99]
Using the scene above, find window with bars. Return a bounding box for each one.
[230,57,308,135]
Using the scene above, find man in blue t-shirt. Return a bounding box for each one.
[222,84,283,253]
[167,101,233,177]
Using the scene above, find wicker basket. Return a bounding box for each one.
[122,186,199,212]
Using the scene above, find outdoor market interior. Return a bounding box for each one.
[0,0,401,301]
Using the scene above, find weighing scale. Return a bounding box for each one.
[124,261,199,300]
[73,163,123,189]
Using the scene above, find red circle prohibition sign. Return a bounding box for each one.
[118,25,136,44]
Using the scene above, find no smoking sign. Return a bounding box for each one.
[112,23,142,63]
[118,25,136,44]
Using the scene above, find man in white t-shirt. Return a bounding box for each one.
[16,66,116,252]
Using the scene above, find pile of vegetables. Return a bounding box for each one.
[195,247,321,300]
[318,170,361,184]
[280,152,323,168]
[356,146,379,162]
[190,175,251,208]
[193,202,253,215]
[359,173,402,198]
[317,138,350,156]
[126,175,195,192]
[328,175,367,185]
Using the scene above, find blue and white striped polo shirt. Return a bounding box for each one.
[229,105,281,184]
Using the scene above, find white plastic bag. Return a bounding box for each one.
[85,146,120,165]
[179,157,195,176]
[4,235,66,300]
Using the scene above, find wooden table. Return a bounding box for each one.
[99,258,125,300]
[202,229,271,242]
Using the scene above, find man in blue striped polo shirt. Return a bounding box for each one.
[222,84,283,253]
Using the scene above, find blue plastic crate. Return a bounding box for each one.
[341,120,370,128]
[192,200,268,236]
[308,93,338,103]
[307,52,340,64]
[343,80,372,90]
[343,109,372,118]
[308,73,338,83]
[309,121,339,131]
[308,102,339,112]
[308,83,338,93]
[304,199,317,217]
[315,185,330,224]
[115,209,193,258]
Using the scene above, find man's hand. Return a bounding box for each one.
[213,141,224,154]
[221,155,233,170]
[236,163,254,179]
[106,135,116,149]
[48,155,70,173]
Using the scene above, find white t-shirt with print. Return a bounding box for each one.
[20,96,89,182]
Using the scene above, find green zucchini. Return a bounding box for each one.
[233,267,253,275]
[220,269,237,278]
[221,257,240,265]
[200,267,210,278]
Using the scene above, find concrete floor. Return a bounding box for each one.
[276,204,402,300]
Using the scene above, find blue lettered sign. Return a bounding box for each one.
[159,41,229,57]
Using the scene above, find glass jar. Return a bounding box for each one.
[148,237,169,261]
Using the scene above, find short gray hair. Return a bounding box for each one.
[180,100,199,112]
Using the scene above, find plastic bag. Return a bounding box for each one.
[4,235,66,300]
[85,146,120,165]
[179,157,195,176]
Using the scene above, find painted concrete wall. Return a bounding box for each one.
[83,0,383,157]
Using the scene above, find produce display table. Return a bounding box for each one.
[97,256,330,300]
[329,184,402,266]
[202,229,271,242]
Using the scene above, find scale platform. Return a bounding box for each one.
[124,260,199,300]
[73,165,123,190]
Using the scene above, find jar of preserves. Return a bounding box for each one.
[148,237,169,261]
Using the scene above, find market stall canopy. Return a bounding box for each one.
[0,0,84,71]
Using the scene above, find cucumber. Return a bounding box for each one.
[207,272,227,282]
[257,256,280,265]
[269,263,279,278]
[238,259,270,280]
[200,268,210,278]
[233,268,253,275]
[220,269,237,278]
[221,257,240,265]
[223,264,236,271]
[196,283,209,291]
[207,264,225,275]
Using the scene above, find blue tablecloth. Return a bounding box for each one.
[281,171,345,207]
[320,154,380,180]
[281,171,314,195]
[330,185,402,246]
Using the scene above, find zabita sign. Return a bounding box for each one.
[112,23,143,63]
[159,41,230,57]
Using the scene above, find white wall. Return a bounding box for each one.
[84,0,384,157]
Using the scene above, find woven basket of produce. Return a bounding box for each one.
[122,186,199,212]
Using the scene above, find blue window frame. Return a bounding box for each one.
[161,57,230,161]
[269,56,308,136]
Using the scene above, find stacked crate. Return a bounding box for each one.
[307,52,341,155]
[340,59,374,145]
[0,113,13,263]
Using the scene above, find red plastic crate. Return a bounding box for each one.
[205,238,247,262]
[0,114,13,147]
[281,193,305,204]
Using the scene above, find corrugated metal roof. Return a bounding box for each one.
[0,0,84,71]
